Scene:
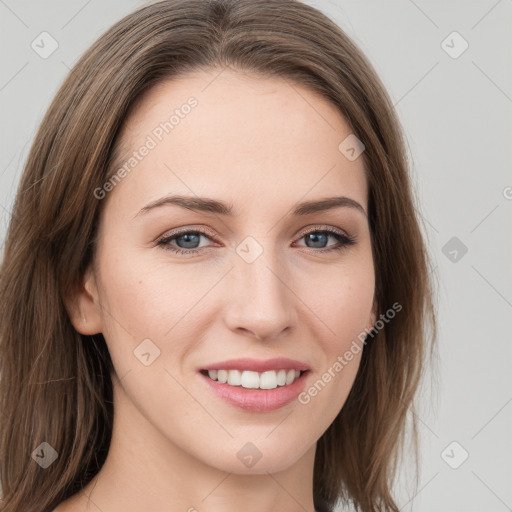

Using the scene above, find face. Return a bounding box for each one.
[75,68,376,475]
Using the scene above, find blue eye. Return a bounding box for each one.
[156,227,355,255]
[157,230,211,255]
[297,229,355,251]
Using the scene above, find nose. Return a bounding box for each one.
[222,247,296,341]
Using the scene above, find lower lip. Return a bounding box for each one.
[199,371,309,412]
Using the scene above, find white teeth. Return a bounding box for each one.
[259,371,278,390]
[205,368,304,389]
[241,370,260,389]
[227,369,242,386]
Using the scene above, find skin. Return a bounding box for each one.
[59,67,376,512]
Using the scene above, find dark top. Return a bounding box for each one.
[314,495,331,512]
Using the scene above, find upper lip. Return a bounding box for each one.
[201,357,310,373]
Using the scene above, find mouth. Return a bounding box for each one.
[198,358,311,412]
[199,368,308,390]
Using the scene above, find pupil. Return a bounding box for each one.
[178,233,200,248]
[306,233,327,248]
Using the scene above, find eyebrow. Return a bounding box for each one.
[134,194,367,219]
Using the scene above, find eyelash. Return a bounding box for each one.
[156,226,356,255]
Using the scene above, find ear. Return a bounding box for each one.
[65,265,103,335]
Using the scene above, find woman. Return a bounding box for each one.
[0,1,437,511]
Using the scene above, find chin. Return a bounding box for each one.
[195,436,314,475]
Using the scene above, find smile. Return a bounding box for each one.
[198,357,311,412]
[201,369,304,390]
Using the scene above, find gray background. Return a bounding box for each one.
[1,1,511,511]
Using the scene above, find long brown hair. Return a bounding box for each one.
[0,1,437,510]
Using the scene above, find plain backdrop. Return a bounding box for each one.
[0,1,511,511]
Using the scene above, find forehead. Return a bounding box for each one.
[107,68,368,216]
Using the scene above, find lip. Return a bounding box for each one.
[200,357,310,373]
[199,369,310,412]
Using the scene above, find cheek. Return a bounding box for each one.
[95,247,228,381]
[291,258,374,414]
[294,257,375,347]
[327,281,374,348]
[98,248,210,338]
[293,270,372,437]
